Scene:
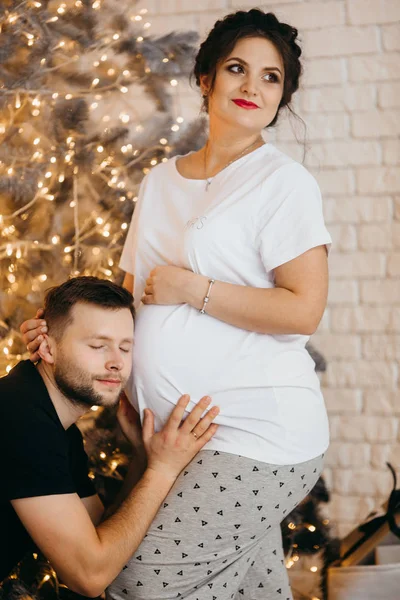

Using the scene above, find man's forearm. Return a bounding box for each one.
[82,468,174,596]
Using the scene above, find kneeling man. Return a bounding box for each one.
[0,276,218,596]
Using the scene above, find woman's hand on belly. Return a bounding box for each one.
[142,265,207,308]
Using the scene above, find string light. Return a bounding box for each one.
[0,0,185,515]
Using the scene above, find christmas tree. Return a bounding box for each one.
[0,2,332,598]
[0,0,206,376]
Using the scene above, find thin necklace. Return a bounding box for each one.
[203,137,264,192]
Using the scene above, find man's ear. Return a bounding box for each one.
[37,334,55,365]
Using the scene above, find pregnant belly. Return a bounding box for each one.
[131,304,319,429]
[133,303,248,403]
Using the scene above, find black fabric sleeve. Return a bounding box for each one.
[67,424,96,499]
[1,403,79,501]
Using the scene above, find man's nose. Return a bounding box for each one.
[105,350,124,371]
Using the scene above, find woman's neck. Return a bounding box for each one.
[203,120,265,171]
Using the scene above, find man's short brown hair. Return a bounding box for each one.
[43,276,135,340]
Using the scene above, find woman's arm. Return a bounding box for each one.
[142,245,329,336]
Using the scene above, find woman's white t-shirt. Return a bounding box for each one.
[120,143,332,465]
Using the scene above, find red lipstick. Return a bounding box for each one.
[232,99,259,109]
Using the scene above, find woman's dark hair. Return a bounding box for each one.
[193,8,303,128]
[43,276,135,340]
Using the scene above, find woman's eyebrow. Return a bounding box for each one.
[225,57,282,75]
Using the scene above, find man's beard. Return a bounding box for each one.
[54,351,125,409]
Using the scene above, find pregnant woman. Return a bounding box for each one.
[22,9,332,600]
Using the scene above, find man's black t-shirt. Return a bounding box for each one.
[0,360,96,582]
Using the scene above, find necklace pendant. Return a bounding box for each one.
[205,179,211,191]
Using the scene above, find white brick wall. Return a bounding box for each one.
[136,0,400,539]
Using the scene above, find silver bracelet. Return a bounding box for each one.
[199,279,215,314]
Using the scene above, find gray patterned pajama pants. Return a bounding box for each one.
[107,450,324,600]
